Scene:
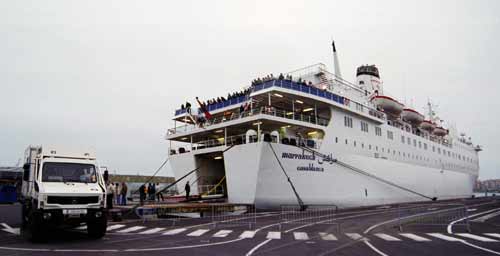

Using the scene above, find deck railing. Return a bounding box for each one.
[175,95,249,116]
[174,79,386,122]
[167,106,329,135]
[171,132,322,155]
[251,79,385,121]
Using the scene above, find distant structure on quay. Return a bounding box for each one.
[475,179,500,192]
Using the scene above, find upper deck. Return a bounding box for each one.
[168,78,386,139]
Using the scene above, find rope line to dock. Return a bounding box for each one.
[268,142,306,210]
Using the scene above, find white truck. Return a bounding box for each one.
[20,146,108,241]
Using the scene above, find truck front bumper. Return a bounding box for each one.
[35,207,105,227]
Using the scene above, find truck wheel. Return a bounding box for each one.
[21,209,44,242]
[87,214,107,239]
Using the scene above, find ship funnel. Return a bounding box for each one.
[332,40,342,79]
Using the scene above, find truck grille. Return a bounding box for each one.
[47,196,99,205]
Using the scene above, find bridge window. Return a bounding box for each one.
[360,121,369,132]
[387,131,394,140]
[375,127,382,136]
[344,116,353,128]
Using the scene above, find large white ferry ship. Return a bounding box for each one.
[165,42,482,209]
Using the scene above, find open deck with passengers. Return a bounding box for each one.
[167,73,386,152]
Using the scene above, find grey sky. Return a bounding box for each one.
[1,0,499,179]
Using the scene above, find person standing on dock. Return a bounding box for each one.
[106,181,114,209]
[150,183,156,201]
[156,183,164,202]
[185,182,190,201]
[120,182,128,205]
[115,182,121,205]
[139,184,145,205]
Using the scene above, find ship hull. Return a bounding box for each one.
[170,142,475,209]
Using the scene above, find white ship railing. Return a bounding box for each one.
[171,132,322,155]
[251,79,385,121]
[167,106,329,136]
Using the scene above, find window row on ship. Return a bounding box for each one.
[330,113,478,173]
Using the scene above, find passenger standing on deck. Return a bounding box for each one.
[185,182,190,201]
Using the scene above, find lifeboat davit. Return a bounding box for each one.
[402,108,424,126]
[433,127,448,136]
[420,120,436,131]
[370,95,404,117]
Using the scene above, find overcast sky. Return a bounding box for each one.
[1,0,499,179]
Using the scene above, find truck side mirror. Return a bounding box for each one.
[23,163,30,181]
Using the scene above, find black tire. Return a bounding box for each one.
[21,207,44,242]
[87,214,107,239]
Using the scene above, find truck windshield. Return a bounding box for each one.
[42,162,97,183]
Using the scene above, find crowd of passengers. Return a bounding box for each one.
[251,73,313,87]
[202,88,251,107]
[178,73,315,111]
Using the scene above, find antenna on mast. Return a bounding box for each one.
[332,40,342,79]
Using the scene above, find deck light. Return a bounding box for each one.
[253,122,262,126]
[308,131,318,136]
[273,93,283,98]
[295,100,303,104]
[215,129,224,133]
[303,108,313,112]
[286,112,293,116]
[214,156,223,160]
[180,137,188,140]
[281,125,291,129]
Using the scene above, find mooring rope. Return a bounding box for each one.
[268,142,306,210]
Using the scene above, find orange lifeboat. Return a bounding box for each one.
[370,95,404,117]
[402,108,424,126]
[420,120,436,131]
[433,126,448,136]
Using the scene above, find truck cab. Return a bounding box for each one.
[21,146,107,241]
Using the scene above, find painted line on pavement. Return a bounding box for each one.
[374,233,401,241]
[399,233,431,242]
[456,233,498,242]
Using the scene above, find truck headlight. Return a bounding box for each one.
[43,212,51,219]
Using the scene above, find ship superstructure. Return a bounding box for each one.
[165,42,481,208]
